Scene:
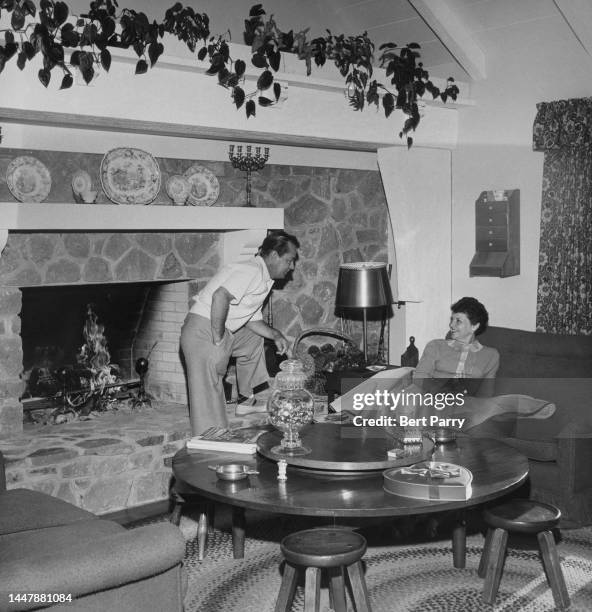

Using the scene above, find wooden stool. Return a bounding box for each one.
[478,499,570,609]
[275,527,372,612]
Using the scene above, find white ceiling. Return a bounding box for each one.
[74,0,592,81]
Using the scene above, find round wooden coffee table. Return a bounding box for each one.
[172,424,528,566]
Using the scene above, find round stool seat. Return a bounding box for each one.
[280,527,367,568]
[484,499,561,534]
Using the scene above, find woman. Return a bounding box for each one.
[413,296,499,398]
[332,297,555,430]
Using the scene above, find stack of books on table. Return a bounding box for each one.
[186,425,270,454]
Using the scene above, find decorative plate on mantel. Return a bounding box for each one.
[183,164,220,206]
[6,156,52,203]
[100,147,161,205]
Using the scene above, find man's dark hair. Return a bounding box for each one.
[451,296,489,335]
[258,230,300,257]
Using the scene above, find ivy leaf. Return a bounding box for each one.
[217,66,231,85]
[267,49,280,71]
[23,0,37,17]
[60,23,80,47]
[38,67,51,87]
[70,50,81,67]
[281,30,294,50]
[234,58,246,77]
[135,59,148,75]
[246,98,256,118]
[226,73,238,87]
[148,41,164,66]
[407,136,413,148]
[249,4,265,17]
[258,95,273,107]
[82,64,94,84]
[205,52,224,74]
[54,1,69,25]
[5,31,15,45]
[4,42,18,61]
[257,69,273,90]
[251,52,267,69]
[17,50,27,71]
[23,41,36,60]
[233,86,245,109]
[60,73,73,89]
[100,48,111,72]
[382,92,395,118]
[197,46,208,61]
[11,6,26,30]
[273,81,282,101]
[407,42,421,49]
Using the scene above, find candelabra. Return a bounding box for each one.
[228,144,269,207]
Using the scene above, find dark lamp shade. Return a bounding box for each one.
[335,262,393,308]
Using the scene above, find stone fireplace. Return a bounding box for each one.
[0,229,223,436]
[0,148,389,512]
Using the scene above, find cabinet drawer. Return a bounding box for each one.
[476,208,507,225]
[476,226,508,251]
[477,202,507,214]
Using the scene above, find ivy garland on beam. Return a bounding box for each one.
[0,0,459,147]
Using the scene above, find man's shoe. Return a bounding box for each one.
[235,395,269,416]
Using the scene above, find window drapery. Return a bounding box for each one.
[533,99,592,335]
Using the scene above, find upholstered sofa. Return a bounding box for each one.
[0,452,187,611]
[473,326,592,526]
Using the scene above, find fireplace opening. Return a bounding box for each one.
[20,282,160,417]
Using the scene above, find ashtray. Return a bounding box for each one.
[208,463,259,481]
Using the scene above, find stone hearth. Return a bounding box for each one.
[0,401,265,514]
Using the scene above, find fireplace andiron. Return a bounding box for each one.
[131,357,153,409]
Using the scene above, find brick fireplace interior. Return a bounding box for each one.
[10,278,194,429]
[20,280,190,418]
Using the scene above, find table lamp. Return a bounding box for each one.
[335,262,393,364]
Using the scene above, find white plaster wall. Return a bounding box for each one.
[452,6,592,331]
[378,146,452,354]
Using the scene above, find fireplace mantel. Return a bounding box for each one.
[0,202,284,257]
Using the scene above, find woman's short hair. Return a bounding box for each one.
[451,296,489,335]
[258,230,300,257]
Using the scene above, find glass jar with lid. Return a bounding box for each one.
[267,359,315,456]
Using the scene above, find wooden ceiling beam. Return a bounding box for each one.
[409,0,486,81]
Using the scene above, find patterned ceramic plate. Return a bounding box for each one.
[100,148,161,205]
[6,156,51,203]
[165,174,191,205]
[183,164,220,206]
[71,169,93,195]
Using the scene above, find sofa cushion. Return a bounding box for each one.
[0,489,95,536]
[501,436,558,462]
[480,326,592,378]
[0,519,124,562]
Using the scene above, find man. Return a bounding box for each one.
[180,230,300,435]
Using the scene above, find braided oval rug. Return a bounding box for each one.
[156,512,592,612]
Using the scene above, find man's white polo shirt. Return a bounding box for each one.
[189,255,274,332]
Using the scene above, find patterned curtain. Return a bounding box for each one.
[533,99,592,335]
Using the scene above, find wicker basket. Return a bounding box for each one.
[292,327,360,394]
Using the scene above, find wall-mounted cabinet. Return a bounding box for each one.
[470,189,520,277]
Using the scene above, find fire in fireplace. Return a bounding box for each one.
[20,282,154,419]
